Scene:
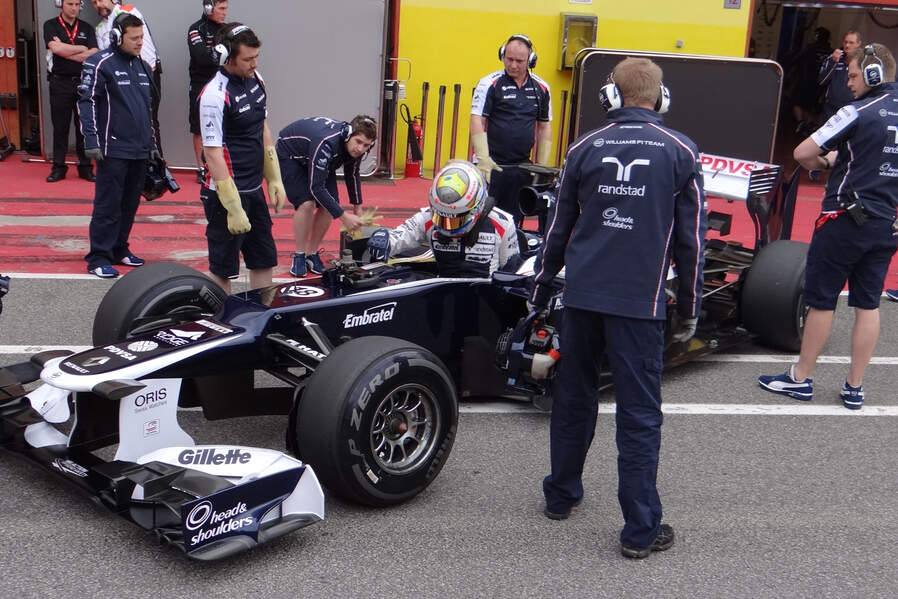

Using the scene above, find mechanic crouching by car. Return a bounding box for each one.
[78,12,157,278]
[759,44,898,410]
[529,57,706,559]
[366,160,521,277]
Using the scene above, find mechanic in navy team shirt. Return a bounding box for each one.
[760,43,898,411]
[366,160,520,278]
[470,34,552,225]
[529,57,706,559]
[818,30,862,123]
[43,0,98,183]
[187,0,227,184]
[199,23,286,294]
[78,12,157,278]
[275,116,377,277]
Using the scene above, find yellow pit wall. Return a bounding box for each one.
[395,0,751,176]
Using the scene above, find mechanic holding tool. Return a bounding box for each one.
[199,22,285,294]
[92,0,163,152]
[759,44,898,411]
[366,160,520,277]
[529,57,706,559]
[818,30,862,123]
[470,34,552,225]
[78,12,157,278]
[187,0,227,184]
[43,0,98,183]
[275,116,377,277]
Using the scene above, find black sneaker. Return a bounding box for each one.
[77,166,96,182]
[620,523,675,559]
[543,497,582,521]
[46,167,67,182]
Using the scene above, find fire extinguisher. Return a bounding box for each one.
[401,104,423,178]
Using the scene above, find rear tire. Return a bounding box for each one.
[295,336,458,507]
[92,262,226,345]
[740,240,809,352]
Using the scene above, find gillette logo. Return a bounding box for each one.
[178,448,252,466]
[343,302,397,329]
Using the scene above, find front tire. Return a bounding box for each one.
[295,336,458,507]
[740,240,809,352]
[92,262,226,345]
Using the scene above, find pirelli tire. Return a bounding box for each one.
[295,336,458,507]
[740,240,809,352]
[92,262,227,345]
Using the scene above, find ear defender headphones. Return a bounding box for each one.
[341,117,378,141]
[862,44,884,87]
[108,11,131,47]
[54,0,84,9]
[203,0,215,16]
[214,24,250,66]
[599,74,671,114]
[499,34,537,69]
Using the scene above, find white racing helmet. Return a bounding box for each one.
[429,161,487,237]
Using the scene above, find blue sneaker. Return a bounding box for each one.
[758,365,813,401]
[306,251,325,274]
[885,289,898,302]
[88,264,119,278]
[840,382,864,410]
[290,252,307,277]
[119,253,145,267]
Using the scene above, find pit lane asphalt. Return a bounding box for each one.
[2,277,898,598]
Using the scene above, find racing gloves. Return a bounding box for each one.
[536,139,552,167]
[263,145,286,214]
[672,317,698,343]
[472,132,502,183]
[214,177,251,235]
[367,227,392,262]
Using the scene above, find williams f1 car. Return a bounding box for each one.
[0,153,806,560]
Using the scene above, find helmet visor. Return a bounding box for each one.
[431,210,475,236]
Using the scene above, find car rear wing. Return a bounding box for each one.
[699,152,800,250]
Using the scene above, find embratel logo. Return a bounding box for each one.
[343,302,397,329]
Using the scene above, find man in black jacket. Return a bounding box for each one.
[187,0,227,183]
[78,12,156,278]
[275,116,376,277]
[43,0,98,182]
[530,57,706,559]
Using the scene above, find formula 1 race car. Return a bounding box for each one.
[0,153,806,560]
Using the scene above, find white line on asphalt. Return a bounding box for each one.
[698,354,898,365]
[460,402,898,416]
[1,272,300,283]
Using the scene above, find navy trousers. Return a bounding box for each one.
[85,157,146,269]
[488,165,531,226]
[543,305,665,548]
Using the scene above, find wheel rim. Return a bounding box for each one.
[369,383,440,475]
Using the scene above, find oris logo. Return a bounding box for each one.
[127,341,159,353]
[134,388,167,407]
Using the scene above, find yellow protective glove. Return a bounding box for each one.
[471,132,502,183]
[263,145,286,213]
[536,138,553,166]
[214,177,251,234]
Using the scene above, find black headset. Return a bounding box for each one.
[341,117,377,141]
[203,0,215,16]
[599,72,671,114]
[108,11,133,48]
[54,0,84,8]
[499,34,537,69]
[862,44,884,87]
[214,24,250,65]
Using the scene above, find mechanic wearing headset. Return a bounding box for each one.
[275,116,377,277]
[199,23,286,294]
[760,44,898,411]
[91,0,163,152]
[366,160,520,278]
[529,57,706,559]
[77,12,157,278]
[43,0,98,183]
[187,0,227,184]
[471,34,552,225]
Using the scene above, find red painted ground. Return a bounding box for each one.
[1,157,896,288]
